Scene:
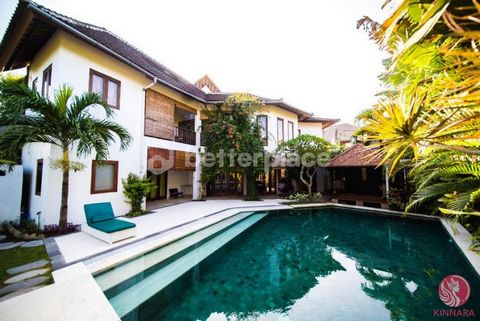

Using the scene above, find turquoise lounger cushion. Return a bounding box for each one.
[89,219,136,233]
[84,202,115,225]
[90,213,113,223]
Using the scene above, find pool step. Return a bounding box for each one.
[95,211,262,292]
[107,213,266,318]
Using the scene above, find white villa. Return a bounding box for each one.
[0,1,338,226]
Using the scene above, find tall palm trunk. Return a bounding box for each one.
[59,148,69,230]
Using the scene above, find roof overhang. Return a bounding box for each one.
[0,1,36,70]
[0,1,207,103]
[299,117,340,129]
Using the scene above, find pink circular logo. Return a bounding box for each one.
[438,275,471,307]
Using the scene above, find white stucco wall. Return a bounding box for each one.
[298,122,324,137]
[259,105,299,153]
[24,31,144,224]
[0,165,23,223]
[167,170,194,197]
[24,30,204,225]
[19,29,307,225]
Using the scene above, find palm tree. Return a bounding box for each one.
[0,76,132,230]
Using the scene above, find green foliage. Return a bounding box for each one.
[0,77,132,229]
[357,0,480,248]
[277,135,334,195]
[201,93,266,200]
[122,173,154,217]
[17,218,40,235]
[286,192,323,204]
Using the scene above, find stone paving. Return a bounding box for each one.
[6,259,49,275]
[20,240,44,248]
[0,242,25,250]
[0,240,50,301]
[4,268,50,284]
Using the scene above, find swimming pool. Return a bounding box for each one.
[95,207,480,321]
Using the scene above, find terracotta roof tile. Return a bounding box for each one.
[328,144,382,167]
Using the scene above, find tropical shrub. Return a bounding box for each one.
[287,192,323,204]
[43,223,81,237]
[122,173,154,217]
[357,0,480,247]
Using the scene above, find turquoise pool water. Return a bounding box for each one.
[98,208,480,321]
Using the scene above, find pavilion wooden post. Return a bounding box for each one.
[385,166,390,200]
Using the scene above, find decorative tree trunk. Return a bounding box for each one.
[59,148,69,231]
[300,165,316,196]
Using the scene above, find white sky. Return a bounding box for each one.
[0,0,391,123]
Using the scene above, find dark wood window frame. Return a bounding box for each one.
[89,69,121,109]
[257,115,268,146]
[32,77,38,93]
[41,64,52,97]
[91,160,119,194]
[35,159,43,196]
[277,117,284,143]
[288,121,294,140]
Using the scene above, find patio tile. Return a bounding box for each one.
[0,285,44,303]
[55,199,289,264]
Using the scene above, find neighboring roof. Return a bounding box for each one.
[194,75,221,93]
[299,116,339,128]
[324,123,358,142]
[205,93,311,117]
[0,1,317,117]
[328,144,382,167]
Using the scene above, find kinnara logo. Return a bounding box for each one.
[434,275,475,318]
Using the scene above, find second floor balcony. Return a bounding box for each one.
[174,125,196,145]
[145,100,197,146]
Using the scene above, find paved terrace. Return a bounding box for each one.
[52,199,290,266]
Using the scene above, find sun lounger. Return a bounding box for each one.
[82,202,136,244]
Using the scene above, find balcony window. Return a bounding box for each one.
[288,121,294,140]
[32,77,38,93]
[89,69,121,109]
[42,65,52,98]
[277,118,284,144]
[174,106,196,145]
[257,115,268,145]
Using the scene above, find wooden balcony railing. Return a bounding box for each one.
[174,126,196,145]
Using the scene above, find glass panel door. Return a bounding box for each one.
[147,171,168,200]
